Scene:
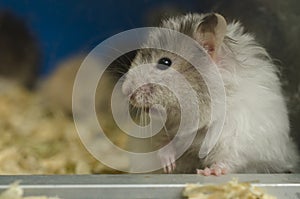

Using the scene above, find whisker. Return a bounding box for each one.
[157,109,170,139]
[105,68,127,76]
[134,106,140,122]
[104,45,135,65]
[142,105,145,137]
[150,106,153,145]
[137,108,141,121]
[139,106,143,137]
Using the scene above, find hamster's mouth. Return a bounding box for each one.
[128,91,153,112]
[129,101,168,120]
[130,102,150,113]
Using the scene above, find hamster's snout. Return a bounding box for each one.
[128,83,154,108]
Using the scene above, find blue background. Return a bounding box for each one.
[0,0,203,76]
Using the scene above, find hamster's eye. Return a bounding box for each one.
[157,57,172,70]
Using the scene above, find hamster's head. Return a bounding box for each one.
[122,49,208,110]
[122,13,227,125]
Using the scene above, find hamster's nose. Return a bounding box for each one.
[130,92,136,101]
[138,83,154,93]
[129,83,154,102]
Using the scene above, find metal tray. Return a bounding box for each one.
[0,174,299,199]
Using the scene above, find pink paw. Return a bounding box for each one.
[158,144,176,173]
[197,163,228,176]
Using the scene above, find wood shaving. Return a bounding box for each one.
[0,182,60,199]
[183,179,277,199]
[0,79,128,174]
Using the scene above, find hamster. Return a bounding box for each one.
[121,13,299,175]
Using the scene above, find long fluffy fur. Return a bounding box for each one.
[207,21,299,173]
[123,13,299,173]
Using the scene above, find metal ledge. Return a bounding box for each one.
[0,174,299,199]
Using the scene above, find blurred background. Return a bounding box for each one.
[0,0,299,174]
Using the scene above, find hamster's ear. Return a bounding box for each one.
[195,13,227,60]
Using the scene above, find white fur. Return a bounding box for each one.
[123,14,299,173]
[204,22,299,173]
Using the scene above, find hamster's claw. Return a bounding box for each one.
[197,163,228,176]
[162,158,176,174]
[158,145,176,173]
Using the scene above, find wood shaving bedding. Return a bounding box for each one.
[0,182,60,199]
[0,80,128,174]
[183,179,277,199]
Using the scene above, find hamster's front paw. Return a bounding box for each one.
[158,144,176,173]
[197,163,228,176]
